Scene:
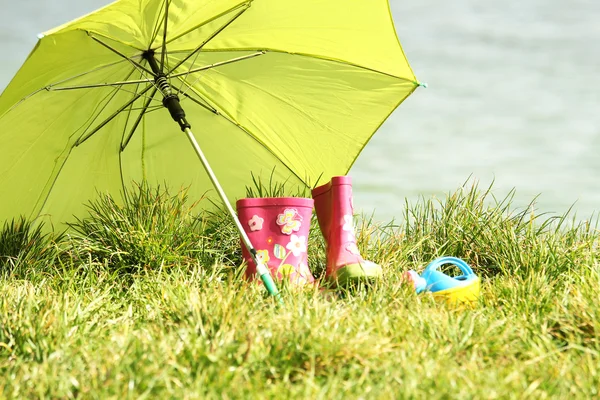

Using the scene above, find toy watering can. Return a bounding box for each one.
[405,257,480,306]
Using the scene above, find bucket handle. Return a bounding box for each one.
[424,256,475,277]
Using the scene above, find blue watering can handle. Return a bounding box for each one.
[424,256,474,276]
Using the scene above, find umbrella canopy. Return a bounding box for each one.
[0,0,419,227]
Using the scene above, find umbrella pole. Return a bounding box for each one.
[183,127,283,303]
[142,50,282,304]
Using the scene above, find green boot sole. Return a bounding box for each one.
[331,262,382,286]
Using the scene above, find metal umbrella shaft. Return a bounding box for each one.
[183,127,282,302]
[143,51,282,303]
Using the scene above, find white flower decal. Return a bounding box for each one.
[248,215,264,231]
[286,234,307,257]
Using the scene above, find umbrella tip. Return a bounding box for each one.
[418,81,428,88]
[37,33,45,39]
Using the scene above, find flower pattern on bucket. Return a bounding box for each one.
[286,234,307,257]
[276,208,302,235]
[255,249,270,265]
[248,215,264,231]
[278,264,295,278]
[273,243,286,260]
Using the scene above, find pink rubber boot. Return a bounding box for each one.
[312,176,382,285]
[236,197,315,286]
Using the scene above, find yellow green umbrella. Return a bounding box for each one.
[0,0,421,298]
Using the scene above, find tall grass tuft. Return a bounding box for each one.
[244,170,313,199]
[66,183,206,272]
[348,180,599,280]
[199,206,244,268]
[0,217,61,275]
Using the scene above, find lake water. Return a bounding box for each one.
[1,0,599,223]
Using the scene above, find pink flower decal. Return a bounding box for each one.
[248,215,264,231]
[286,234,307,257]
[276,208,302,235]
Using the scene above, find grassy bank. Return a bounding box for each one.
[1,183,599,399]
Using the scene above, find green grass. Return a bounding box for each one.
[0,217,63,276]
[1,182,599,399]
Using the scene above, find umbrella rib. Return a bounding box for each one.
[128,104,163,112]
[72,67,139,146]
[43,59,133,90]
[284,50,417,83]
[118,71,148,192]
[172,83,309,188]
[149,0,168,46]
[173,76,217,113]
[87,31,146,52]
[170,51,265,80]
[88,33,156,78]
[26,70,140,219]
[87,33,169,96]
[166,3,251,76]
[159,0,171,72]
[177,90,218,114]
[0,88,45,120]
[175,40,204,94]
[119,69,146,151]
[216,114,310,188]
[75,84,154,146]
[46,79,162,108]
[48,78,154,91]
[180,48,419,83]
[144,106,164,114]
[224,74,334,131]
[121,87,159,151]
[164,1,251,48]
[118,146,127,196]
[109,85,161,104]
[1,59,134,119]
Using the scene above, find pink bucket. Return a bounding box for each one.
[236,197,315,285]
